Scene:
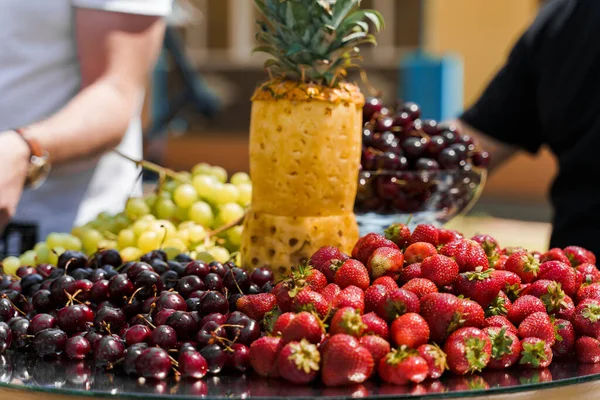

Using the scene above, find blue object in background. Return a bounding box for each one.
[399,51,464,122]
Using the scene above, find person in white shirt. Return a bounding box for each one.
[0,0,172,242]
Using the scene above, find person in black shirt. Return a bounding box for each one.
[458,0,600,255]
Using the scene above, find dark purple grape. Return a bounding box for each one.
[29,314,56,335]
[20,274,43,296]
[402,137,426,159]
[64,336,91,360]
[94,335,125,367]
[70,268,91,281]
[393,111,412,128]
[166,311,198,341]
[0,322,11,353]
[203,273,223,292]
[416,158,440,171]
[178,275,205,298]
[101,265,118,279]
[58,251,88,271]
[136,347,171,380]
[149,259,169,275]
[148,325,177,349]
[179,349,208,379]
[89,268,108,283]
[123,342,148,375]
[141,250,167,264]
[161,270,179,291]
[228,343,250,373]
[126,262,153,281]
[124,325,151,346]
[421,119,439,135]
[34,328,67,357]
[363,97,382,121]
[247,284,261,295]
[89,279,110,303]
[449,143,468,160]
[175,254,194,264]
[438,148,460,169]
[208,262,228,278]
[168,261,186,277]
[261,282,274,294]
[223,268,250,293]
[426,135,447,157]
[186,298,201,312]
[94,306,126,333]
[0,299,15,323]
[472,151,490,167]
[199,291,229,316]
[185,261,210,278]
[402,102,421,120]
[375,116,394,133]
[196,321,227,348]
[200,344,228,374]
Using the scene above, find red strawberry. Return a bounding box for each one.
[408,224,439,246]
[384,223,411,249]
[367,247,404,280]
[333,259,370,291]
[290,287,329,318]
[236,293,277,321]
[249,336,283,378]
[359,335,390,371]
[555,295,575,321]
[443,327,492,375]
[540,248,571,265]
[483,315,518,335]
[390,313,430,348]
[519,337,552,369]
[417,344,447,379]
[321,334,374,387]
[364,285,388,314]
[291,264,328,292]
[319,283,341,304]
[507,295,546,326]
[420,293,464,343]
[493,270,522,293]
[537,260,582,298]
[577,263,600,284]
[277,339,320,384]
[485,291,511,317]
[375,288,420,322]
[371,276,398,292]
[442,239,489,272]
[577,282,600,303]
[552,319,575,359]
[310,246,347,276]
[503,246,527,256]
[420,255,459,287]
[461,298,485,328]
[397,263,422,284]
[378,348,429,385]
[454,268,504,308]
[438,228,463,245]
[273,281,293,312]
[505,251,540,283]
[493,254,509,270]
[471,234,500,257]
[281,311,324,344]
[362,312,389,339]
[329,307,366,337]
[575,336,600,363]
[332,285,365,314]
[518,311,556,347]
[484,326,521,369]
[272,312,296,336]
[352,233,399,265]
[522,280,571,317]
[402,278,438,299]
[564,245,596,267]
[404,242,437,265]
[572,299,600,338]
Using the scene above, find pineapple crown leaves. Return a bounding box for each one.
[582,303,600,323]
[464,337,489,373]
[540,282,567,313]
[519,340,548,368]
[288,339,321,373]
[488,327,514,359]
[253,0,384,86]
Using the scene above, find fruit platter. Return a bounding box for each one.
[2,1,600,399]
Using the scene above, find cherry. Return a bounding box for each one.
[437,121,461,135]
[376,176,401,200]
[149,325,177,349]
[122,297,143,318]
[249,268,273,287]
[7,282,21,293]
[186,298,201,312]
[200,344,228,374]
[0,322,11,353]
[123,342,148,375]
[426,135,447,157]
[225,313,260,345]
[402,137,426,159]
[393,111,413,128]
[34,328,67,357]
[208,262,228,278]
[29,313,57,335]
[84,331,104,350]
[108,274,135,303]
[134,270,164,298]
[416,158,440,171]
[363,97,383,121]
[185,261,210,278]
[375,116,394,132]
[64,336,91,360]
[58,250,88,271]
[178,275,205,298]
[94,306,126,333]
[199,313,228,328]
[441,129,458,144]
[228,343,250,373]
[228,293,244,312]
[154,309,176,327]
[70,269,91,281]
[361,148,377,170]
[50,275,76,305]
[374,152,406,171]
[136,347,172,380]
[439,148,460,169]
[0,298,15,322]
[472,151,490,167]
[161,270,179,290]
[449,143,468,160]
[149,259,169,275]
[36,264,54,278]
[362,127,375,147]
[261,282,274,294]
[402,102,421,120]
[16,266,36,278]
[124,324,151,346]
[166,311,198,340]
[199,291,229,316]
[155,292,187,313]
[141,250,167,263]
[126,262,153,281]
[204,273,223,292]
[196,320,227,348]
[89,279,110,303]
[179,349,208,379]
[94,335,125,367]
[9,317,30,349]
[101,265,118,279]
[20,274,44,296]
[248,284,261,295]
[223,268,250,293]
[175,253,194,263]
[97,249,123,268]
[168,261,186,277]
[421,119,439,135]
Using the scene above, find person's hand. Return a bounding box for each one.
[0,132,30,229]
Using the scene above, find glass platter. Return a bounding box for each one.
[0,351,599,399]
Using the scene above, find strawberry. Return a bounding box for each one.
[577,282,600,303]
[493,254,509,270]
[332,285,365,314]
[540,248,571,265]
[420,293,464,343]
[522,280,572,318]
[332,259,370,291]
[417,344,447,379]
[390,313,430,348]
[564,245,596,267]
[519,337,552,369]
[319,283,341,304]
[352,233,399,265]
[362,312,389,339]
[376,288,420,322]
[420,255,459,287]
[378,348,429,385]
[552,319,575,359]
[483,316,518,335]
[461,298,485,328]
[572,299,600,338]
[272,312,296,336]
[518,311,556,347]
[575,336,600,363]
[291,264,328,292]
[484,327,521,369]
[273,281,293,312]
[310,246,348,282]
[277,339,320,384]
[249,336,283,378]
[364,285,388,314]
[454,268,504,308]
[367,247,404,280]
[576,263,600,284]
[404,242,437,265]
[370,276,396,291]
[281,311,324,344]
[329,307,366,337]
[290,287,329,318]
[504,251,540,283]
[537,260,582,298]
[384,223,411,249]
[442,239,489,272]
[503,246,526,256]
[408,224,439,246]
[397,263,422,285]
[446,375,490,391]
[443,327,492,375]
[402,278,438,299]
[493,270,522,293]
[321,334,374,387]
[485,291,511,317]
[507,295,546,326]
[438,228,463,245]
[236,293,277,321]
[471,234,500,258]
[359,335,390,372]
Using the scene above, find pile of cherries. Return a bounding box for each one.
[0,249,274,380]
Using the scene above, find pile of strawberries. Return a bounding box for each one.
[236,223,600,387]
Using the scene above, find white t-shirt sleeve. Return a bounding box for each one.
[73,0,172,16]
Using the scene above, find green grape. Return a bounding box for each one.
[175,206,190,222]
[139,214,156,222]
[155,198,177,220]
[179,171,192,181]
[2,256,20,276]
[230,172,251,186]
[63,235,83,251]
[35,243,51,264]
[163,238,187,253]
[217,203,245,226]
[70,227,85,239]
[192,175,218,198]
[173,184,198,208]
[114,213,131,231]
[97,211,112,220]
[178,221,195,231]
[121,247,142,262]
[46,232,65,249]
[82,229,104,254]
[118,229,137,249]
[163,247,181,260]
[195,251,215,263]
[98,240,117,250]
[162,180,179,193]
[132,220,152,237]
[188,201,214,227]
[191,162,213,176]
[209,166,228,183]
[237,183,252,207]
[159,190,172,200]
[153,220,177,238]
[145,194,158,208]
[208,246,230,263]
[125,197,150,220]
[137,231,163,254]
[20,250,37,267]
[53,247,66,256]
[188,224,208,243]
[211,183,240,205]
[227,225,243,248]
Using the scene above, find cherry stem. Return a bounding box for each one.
[136,314,156,329]
[2,295,26,316]
[227,269,244,295]
[63,258,77,275]
[168,354,180,367]
[128,288,144,304]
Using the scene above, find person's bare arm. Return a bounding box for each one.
[456,119,519,171]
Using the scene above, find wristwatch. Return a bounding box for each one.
[13,128,51,189]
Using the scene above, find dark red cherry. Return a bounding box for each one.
[36,264,54,278]
[126,262,153,281]
[154,309,177,326]
[94,306,126,333]
[89,279,110,303]
[108,274,134,303]
[225,314,260,346]
[50,275,76,305]
[136,347,171,380]
[402,137,426,159]
[149,259,169,275]
[375,116,394,133]
[161,270,179,290]
[9,317,30,349]
[57,304,93,333]
[166,311,198,341]
[376,176,401,200]
[402,102,421,120]
[29,313,57,335]
[134,270,164,298]
[472,151,490,167]
[84,330,104,350]
[363,97,383,121]
[0,299,15,323]
[421,119,439,135]
[33,328,67,357]
[185,261,210,278]
[200,344,228,374]
[199,291,229,316]
[426,135,447,157]
[177,275,205,298]
[199,313,229,328]
[16,266,36,277]
[393,111,412,128]
[155,292,187,313]
[203,273,223,292]
[64,336,91,360]
[208,261,229,278]
[149,325,178,349]
[0,322,11,353]
[416,158,440,171]
[124,325,151,346]
[223,268,250,293]
[179,349,208,379]
[438,148,460,169]
[250,268,273,287]
[58,251,88,271]
[94,335,125,367]
[228,343,250,373]
[196,321,227,348]
[123,342,148,375]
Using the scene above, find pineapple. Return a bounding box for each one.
[242,0,384,280]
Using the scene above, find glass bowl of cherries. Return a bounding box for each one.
[354,98,489,235]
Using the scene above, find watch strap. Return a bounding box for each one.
[14,128,44,158]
